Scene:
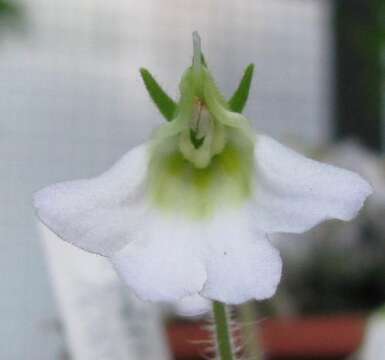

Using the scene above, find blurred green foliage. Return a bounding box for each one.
[0,0,23,31]
[335,0,385,151]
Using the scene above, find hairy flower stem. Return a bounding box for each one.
[212,301,235,360]
[239,302,262,360]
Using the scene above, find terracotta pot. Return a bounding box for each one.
[167,314,366,359]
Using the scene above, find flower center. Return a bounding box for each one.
[148,132,255,219]
[189,99,210,148]
[179,98,226,169]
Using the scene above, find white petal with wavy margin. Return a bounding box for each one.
[252,135,372,234]
[110,211,207,301]
[200,209,282,303]
[34,144,149,256]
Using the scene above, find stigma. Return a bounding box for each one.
[179,98,226,168]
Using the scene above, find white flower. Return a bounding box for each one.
[320,140,385,232]
[174,294,211,317]
[33,33,372,306]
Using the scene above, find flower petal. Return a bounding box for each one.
[252,135,373,234]
[200,209,282,304]
[174,294,211,317]
[110,212,207,302]
[33,144,149,256]
[359,313,385,360]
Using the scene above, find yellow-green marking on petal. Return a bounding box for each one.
[148,131,255,218]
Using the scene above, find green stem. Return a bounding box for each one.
[212,301,235,360]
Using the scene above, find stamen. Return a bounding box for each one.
[194,99,204,135]
[190,99,212,142]
[190,100,207,149]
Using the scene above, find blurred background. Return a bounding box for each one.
[0,0,384,359]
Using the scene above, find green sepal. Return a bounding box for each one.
[140,68,177,121]
[0,0,19,17]
[228,64,254,113]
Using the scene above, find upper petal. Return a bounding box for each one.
[33,144,149,256]
[321,140,385,228]
[252,135,373,234]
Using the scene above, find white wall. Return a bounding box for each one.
[0,0,332,358]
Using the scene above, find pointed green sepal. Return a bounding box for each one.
[228,64,254,113]
[140,68,177,121]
